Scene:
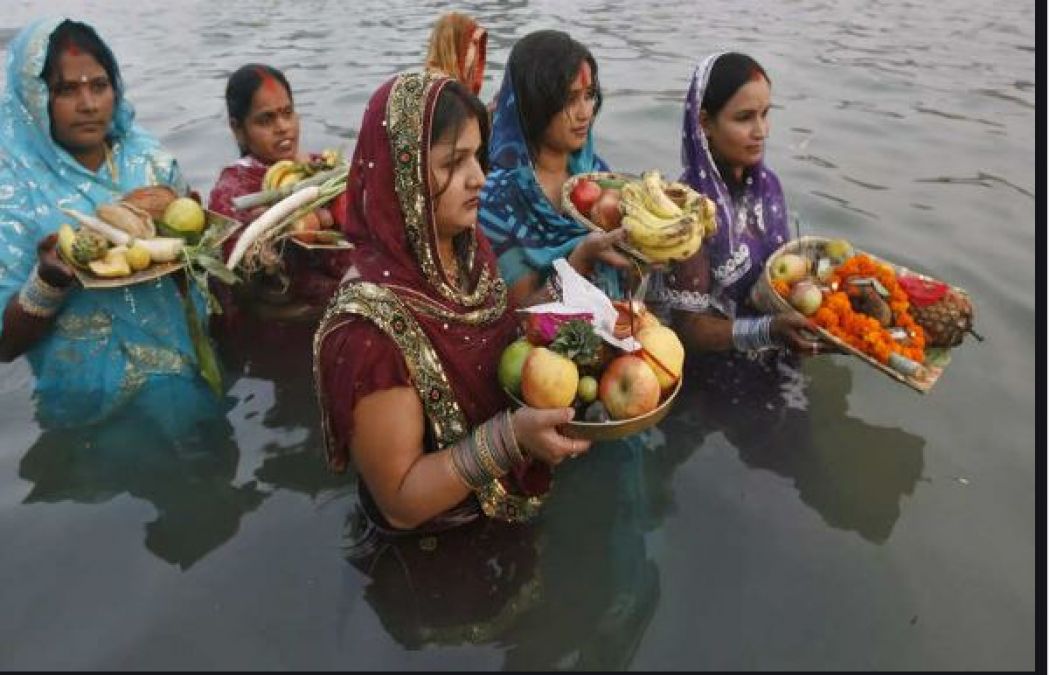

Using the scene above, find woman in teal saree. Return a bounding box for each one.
[0,17,218,431]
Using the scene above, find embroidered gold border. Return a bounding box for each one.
[314,282,547,523]
[386,71,496,309]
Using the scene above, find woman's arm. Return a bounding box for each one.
[672,309,821,354]
[351,387,590,530]
[0,234,74,362]
[512,229,633,308]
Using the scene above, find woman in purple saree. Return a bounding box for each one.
[648,51,820,357]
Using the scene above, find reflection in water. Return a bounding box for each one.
[341,433,672,669]
[214,316,351,500]
[667,352,925,544]
[18,379,266,569]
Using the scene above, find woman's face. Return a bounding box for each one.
[541,60,597,155]
[701,76,771,171]
[430,115,486,241]
[47,49,115,159]
[233,79,299,164]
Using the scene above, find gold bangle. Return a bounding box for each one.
[474,422,503,480]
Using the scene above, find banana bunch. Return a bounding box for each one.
[262,149,343,191]
[620,171,717,263]
[262,160,306,191]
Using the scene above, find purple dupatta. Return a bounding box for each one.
[650,52,791,319]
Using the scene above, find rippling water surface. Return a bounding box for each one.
[0,0,1036,669]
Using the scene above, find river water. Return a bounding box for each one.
[0,0,1037,669]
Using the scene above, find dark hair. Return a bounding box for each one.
[507,30,602,157]
[224,64,293,153]
[701,52,770,118]
[40,20,122,97]
[429,80,490,200]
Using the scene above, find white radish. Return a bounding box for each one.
[62,208,130,246]
[62,208,183,262]
[137,237,184,263]
[225,186,321,270]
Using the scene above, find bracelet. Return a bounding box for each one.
[449,433,490,490]
[499,410,527,465]
[448,413,529,490]
[731,315,775,352]
[473,420,503,480]
[18,264,70,318]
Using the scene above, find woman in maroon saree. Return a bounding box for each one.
[314,72,589,535]
[208,64,350,326]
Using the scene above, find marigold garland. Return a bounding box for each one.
[810,254,926,364]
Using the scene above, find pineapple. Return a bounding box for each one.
[70,229,109,267]
[910,289,978,348]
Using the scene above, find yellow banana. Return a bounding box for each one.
[638,228,704,263]
[263,160,297,191]
[277,170,304,188]
[621,204,696,248]
[624,215,696,253]
[641,170,683,219]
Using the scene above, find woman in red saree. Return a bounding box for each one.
[314,72,590,534]
[208,64,350,325]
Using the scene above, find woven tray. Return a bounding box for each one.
[750,235,967,394]
[560,171,651,264]
[74,210,240,289]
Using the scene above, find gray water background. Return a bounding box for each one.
[0,0,1037,669]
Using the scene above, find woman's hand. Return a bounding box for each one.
[771,312,835,356]
[511,406,591,467]
[567,229,632,277]
[36,233,75,288]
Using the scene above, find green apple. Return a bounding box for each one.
[769,253,810,284]
[498,339,533,396]
[577,375,599,404]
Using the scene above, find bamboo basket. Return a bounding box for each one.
[750,235,966,394]
[560,171,651,263]
[507,377,682,442]
[74,210,241,289]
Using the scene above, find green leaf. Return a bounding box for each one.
[192,254,239,285]
[549,319,602,368]
[923,347,952,369]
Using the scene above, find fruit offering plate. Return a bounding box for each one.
[561,171,650,263]
[74,210,240,289]
[505,377,682,442]
[751,235,971,394]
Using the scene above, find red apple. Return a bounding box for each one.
[598,355,661,420]
[589,189,622,231]
[569,179,601,216]
[290,210,321,243]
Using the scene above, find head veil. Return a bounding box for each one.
[679,52,790,307]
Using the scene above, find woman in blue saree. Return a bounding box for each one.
[478,30,629,305]
[0,18,218,432]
